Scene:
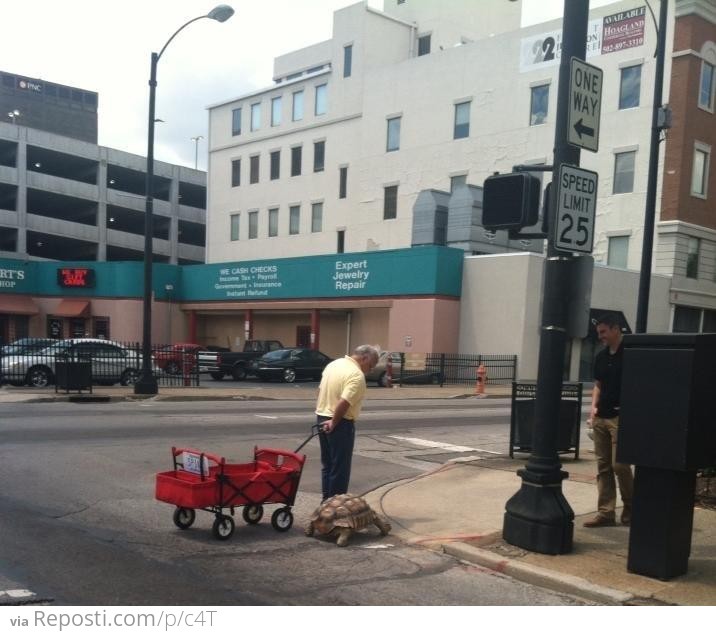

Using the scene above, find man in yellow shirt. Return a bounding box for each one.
[315,344,380,500]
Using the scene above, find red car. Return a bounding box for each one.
[153,343,206,375]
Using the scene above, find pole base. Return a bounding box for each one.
[503,469,574,555]
[133,372,158,395]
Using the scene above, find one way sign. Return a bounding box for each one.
[568,57,603,153]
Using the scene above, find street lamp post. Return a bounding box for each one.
[191,135,204,170]
[134,4,234,395]
[635,0,669,333]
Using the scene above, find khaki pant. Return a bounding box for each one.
[593,416,633,518]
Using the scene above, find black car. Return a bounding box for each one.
[251,348,332,383]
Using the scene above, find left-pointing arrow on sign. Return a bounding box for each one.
[573,118,595,139]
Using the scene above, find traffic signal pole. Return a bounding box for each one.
[502,0,589,554]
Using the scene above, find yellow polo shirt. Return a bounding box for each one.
[315,355,367,422]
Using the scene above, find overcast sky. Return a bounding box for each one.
[3,0,617,171]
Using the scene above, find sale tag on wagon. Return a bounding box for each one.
[183,452,209,476]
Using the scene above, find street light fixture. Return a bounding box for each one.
[134,4,235,395]
[7,109,21,124]
[191,135,204,170]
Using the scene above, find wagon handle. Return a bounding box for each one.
[293,423,324,453]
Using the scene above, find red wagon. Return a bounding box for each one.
[155,445,307,540]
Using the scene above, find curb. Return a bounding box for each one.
[442,542,634,605]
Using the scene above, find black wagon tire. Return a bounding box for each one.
[27,366,52,388]
[212,515,235,540]
[271,508,293,532]
[242,504,264,524]
[173,507,196,530]
[232,365,247,381]
[282,368,296,383]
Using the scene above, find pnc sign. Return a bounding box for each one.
[568,57,603,152]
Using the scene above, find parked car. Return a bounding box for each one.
[250,348,332,383]
[0,338,145,387]
[366,351,403,387]
[1,337,55,357]
[199,339,284,381]
[153,343,206,375]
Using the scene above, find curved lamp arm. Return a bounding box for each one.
[157,4,235,61]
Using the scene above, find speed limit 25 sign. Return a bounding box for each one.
[554,164,598,254]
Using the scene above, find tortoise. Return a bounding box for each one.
[305,493,392,546]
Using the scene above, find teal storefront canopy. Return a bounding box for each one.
[0,246,463,302]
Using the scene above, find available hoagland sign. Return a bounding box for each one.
[519,7,646,72]
[602,6,646,54]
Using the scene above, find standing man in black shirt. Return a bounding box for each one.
[584,313,634,528]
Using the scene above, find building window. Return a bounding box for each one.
[291,146,302,176]
[315,84,327,116]
[250,155,259,184]
[691,145,710,197]
[450,174,467,193]
[250,103,261,131]
[271,96,282,126]
[339,166,348,199]
[93,318,110,339]
[673,305,701,332]
[686,237,699,279]
[311,202,323,232]
[704,309,716,332]
[607,235,629,269]
[386,116,401,152]
[230,213,240,241]
[289,205,300,235]
[270,150,280,180]
[418,34,431,56]
[384,185,398,220]
[530,84,549,125]
[344,45,353,78]
[337,230,345,253]
[613,151,636,194]
[454,102,470,139]
[231,107,241,136]
[231,159,241,187]
[292,90,304,121]
[699,61,715,111]
[248,211,258,239]
[619,65,641,109]
[313,140,325,172]
[268,208,279,237]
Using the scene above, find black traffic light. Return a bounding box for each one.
[482,173,541,230]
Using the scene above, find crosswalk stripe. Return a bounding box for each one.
[387,435,502,455]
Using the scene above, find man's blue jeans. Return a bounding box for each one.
[317,415,355,500]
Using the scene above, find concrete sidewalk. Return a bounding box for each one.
[364,452,716,606]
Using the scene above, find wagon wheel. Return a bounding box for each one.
[242,504,264,524]
[212,514,235,540]
[271,508,293,532]
[172,507,196,530]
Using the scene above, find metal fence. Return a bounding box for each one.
[396,353,517,387]
[0,340,201,388]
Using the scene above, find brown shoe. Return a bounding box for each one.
[584,514,616,528]
[621,506,632,526]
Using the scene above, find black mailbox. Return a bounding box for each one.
[618,333,716,580]
[618,333,716,469]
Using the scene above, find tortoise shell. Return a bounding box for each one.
[310,493,376,534]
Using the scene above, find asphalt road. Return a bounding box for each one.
[0,399,588,606]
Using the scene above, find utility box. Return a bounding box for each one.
[618,334,716,470]
[618,333,716,580]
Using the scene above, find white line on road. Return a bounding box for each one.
[255,414,278,419]
[388,435,503,455]
[0,589,35,598]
